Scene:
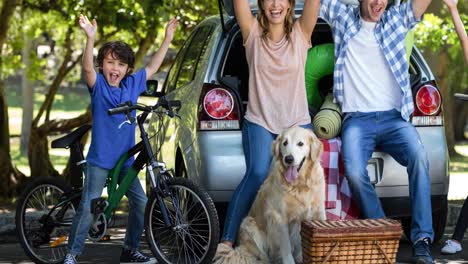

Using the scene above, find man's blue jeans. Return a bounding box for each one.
[222,120,312,243]
[341,109,434,242]
[67,164,148,255]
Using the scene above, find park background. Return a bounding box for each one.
[0,0,466,208]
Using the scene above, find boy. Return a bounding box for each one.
[63,14,178,264]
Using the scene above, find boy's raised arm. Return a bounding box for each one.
[299,0,321,41]
[145,18,179,80]
[79,14,97,89]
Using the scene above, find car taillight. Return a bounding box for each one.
[204,88,234,119]
[412,83,443,126]
[198,83,240,130]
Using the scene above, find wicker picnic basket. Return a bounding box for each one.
[301,218,402,264]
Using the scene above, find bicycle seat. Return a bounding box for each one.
[51,124,92,149]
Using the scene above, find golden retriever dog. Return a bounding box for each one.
[213,126,326,264]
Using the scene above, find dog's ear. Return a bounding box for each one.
[272,135,282,158]
[309,132,323,161]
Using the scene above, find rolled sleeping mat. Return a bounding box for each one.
[305,43,335,110]
[406,29,414,63]
[313,94,342,139]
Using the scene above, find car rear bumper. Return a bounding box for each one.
[196,126,449,203]
[372,126,449,198]
[197,131,245,202]
[381,194,447,218]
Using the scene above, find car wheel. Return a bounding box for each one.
[402,200,447,243]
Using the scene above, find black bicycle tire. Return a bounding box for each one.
[144,177,220,264]
[15,177,74,264]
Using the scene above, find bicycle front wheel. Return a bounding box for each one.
[15,177,77,264]
[145,177,220,264]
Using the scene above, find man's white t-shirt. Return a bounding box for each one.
[342,19,402,113]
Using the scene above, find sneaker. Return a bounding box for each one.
[120,248,157,264]
[441,239,462,254]
[63,253,77,264]
[412,237,434,264]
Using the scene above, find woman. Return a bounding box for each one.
[221,0,320,247]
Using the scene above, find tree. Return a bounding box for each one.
[19,29,35,154]
[0,0,219,198]
[0,0,26,198]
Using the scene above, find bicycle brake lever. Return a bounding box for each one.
[118,120,132,129]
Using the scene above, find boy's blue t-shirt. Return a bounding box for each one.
[87,69,147,169]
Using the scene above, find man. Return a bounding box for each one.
[319,0,434,263]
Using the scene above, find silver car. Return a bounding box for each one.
[148,0,449,242]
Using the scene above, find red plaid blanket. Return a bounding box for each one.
[320,138,360,220]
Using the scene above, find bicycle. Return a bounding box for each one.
[15,94,220,264]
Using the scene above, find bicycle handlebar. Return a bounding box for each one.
[454,93,468,101]
[107,98,181,116]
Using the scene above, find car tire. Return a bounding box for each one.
[402,199,447,243]
[176,157,188,179]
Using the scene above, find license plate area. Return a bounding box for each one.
[367,158,383,184]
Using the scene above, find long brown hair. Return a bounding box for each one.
[257,0,296,41]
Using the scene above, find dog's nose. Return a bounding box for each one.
[284,155,294,164]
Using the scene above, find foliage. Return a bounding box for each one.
[1,0,219,181]
[1,0,218,90]
[414,7,468,92]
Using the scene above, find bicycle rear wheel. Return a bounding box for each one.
[145,177,220,264]
[15,177,78,264]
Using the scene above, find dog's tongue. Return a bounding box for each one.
[284,166,299,183]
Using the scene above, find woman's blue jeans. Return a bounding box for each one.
[341,109,434,243]
[222,119,312,243]
[67,164,148,255]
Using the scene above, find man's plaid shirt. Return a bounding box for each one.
[319,0,421,121]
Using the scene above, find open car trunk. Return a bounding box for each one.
[218,0,420,116]
[219,20,335,115]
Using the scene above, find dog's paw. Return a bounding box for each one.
[213,243,233,263]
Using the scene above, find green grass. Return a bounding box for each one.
[451,144,468,173]
[7,89,89,135]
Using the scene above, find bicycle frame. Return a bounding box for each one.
[103,145,147,220]
[102,110,173,224]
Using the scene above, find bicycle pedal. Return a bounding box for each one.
[99,235,111,242]
[50,235,67,247]
[91,197,108,214]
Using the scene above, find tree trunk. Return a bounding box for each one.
[20,33,35,155]
[0,0,24,199]
[28,25,79,178]
[436,49,457,157]
[28,127,60,178]
[134,27,159,68]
